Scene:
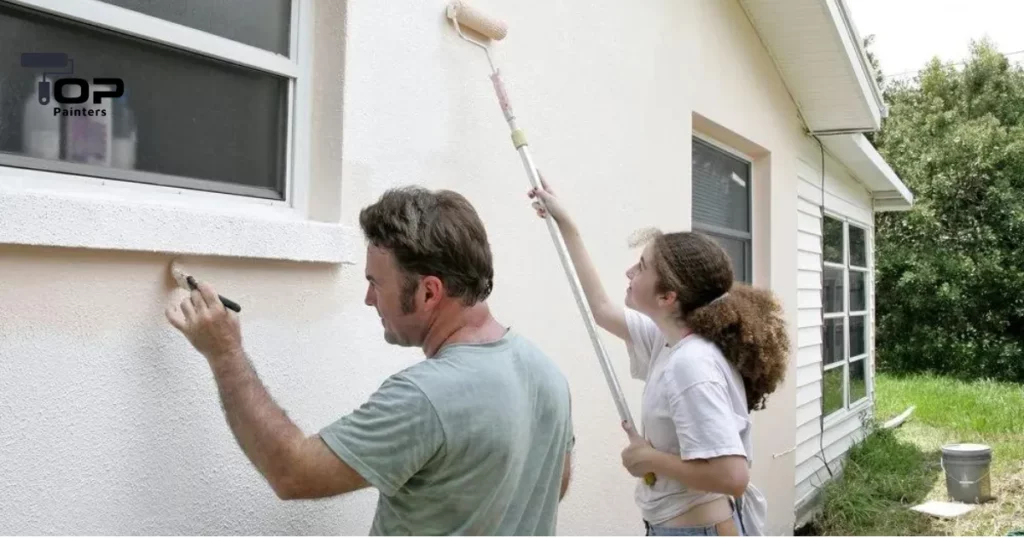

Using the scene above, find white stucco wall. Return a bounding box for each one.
[2,0,806,534]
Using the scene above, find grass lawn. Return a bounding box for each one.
[814,373,1024,536]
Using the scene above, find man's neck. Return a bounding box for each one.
[421,301,505,358]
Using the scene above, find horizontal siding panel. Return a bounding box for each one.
[799,326,823,347]
[823,410,868,445]
[797,411,865,465]
[797,198,821,217]
[797,231,822,254]
[799,178,823,201]
[797,362,822,388]
[795,450,850,506]
[797,400,822,428]
[798,251,821,272]
[796,416,822,446]
[795,424,868,487]
[797,382,822,407]
[824,162,872,208]
[798,308,821,328]
[825,193,872,226]
[797,159,822,186]
[798,289,822,309]
[798,211,821,235]
[798,344,822,367]
[798,270,821,290]
[796,440,847,487]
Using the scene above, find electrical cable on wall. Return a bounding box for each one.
[815,135,834,480]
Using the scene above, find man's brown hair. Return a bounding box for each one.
[359,186,494,313]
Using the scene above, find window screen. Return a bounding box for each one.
[0,1,289,199]
[692,137,752,282]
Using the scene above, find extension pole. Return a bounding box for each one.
[446,2,655,486]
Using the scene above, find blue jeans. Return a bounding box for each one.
[644,507,744,536]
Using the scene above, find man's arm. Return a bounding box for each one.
[208,350,369,499]
[166,282,368,500]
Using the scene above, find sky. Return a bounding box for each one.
[846,0,1024,82]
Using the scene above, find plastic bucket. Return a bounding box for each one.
[941,443,993,503]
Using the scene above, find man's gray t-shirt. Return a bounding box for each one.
[319,330,574,535]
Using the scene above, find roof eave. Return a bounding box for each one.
[821,134,914,211]
[738,0,886,134]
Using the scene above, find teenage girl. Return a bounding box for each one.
[528,176,789,536]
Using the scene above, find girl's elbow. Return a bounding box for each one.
[727,465,750,498]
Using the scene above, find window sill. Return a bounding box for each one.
[0,187,358,264]
[822,398,873,430]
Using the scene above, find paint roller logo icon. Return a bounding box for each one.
[20,52,74,105]
[20,52,124,106]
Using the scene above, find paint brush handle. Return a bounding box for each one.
[186,276,242,313]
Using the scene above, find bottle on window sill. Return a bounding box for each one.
[112,89,137,170]
[63,82,113,167]
[22,74,61,161]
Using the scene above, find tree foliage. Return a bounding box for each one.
[871,39,1024,382]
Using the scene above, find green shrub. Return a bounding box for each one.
[872,39,1024,383]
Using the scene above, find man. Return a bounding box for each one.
[166,186,575,535]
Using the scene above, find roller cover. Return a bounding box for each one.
[449,0,507,40]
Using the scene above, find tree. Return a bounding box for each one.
[863,35,885,147]
[871,39,1024,382]
[863,34,885,90]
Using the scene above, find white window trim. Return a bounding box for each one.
[6,0,298,76]
[821,212,873,421]
[693,131,755,163]
[823,397,872,430]
[0,0,351,263]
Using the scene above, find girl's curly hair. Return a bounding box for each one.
[634,228,790,412]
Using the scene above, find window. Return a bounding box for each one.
[0,0,309,200]
[822,215,870,417]
[691,137,752,283]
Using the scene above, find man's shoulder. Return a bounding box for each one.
[406,331,568,394]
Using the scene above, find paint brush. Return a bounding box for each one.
[169,259,241,313]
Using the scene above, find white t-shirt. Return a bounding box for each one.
[623,307,754,525]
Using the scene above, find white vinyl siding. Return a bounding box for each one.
[793,142,877,522]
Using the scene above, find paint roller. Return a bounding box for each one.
[445,2,657,487]
[170,258,241,313]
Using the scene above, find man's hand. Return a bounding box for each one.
[166,281,243,363]
[164,281,368,499]
[620,421,661,478]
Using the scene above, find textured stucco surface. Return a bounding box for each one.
[3,0,806,534]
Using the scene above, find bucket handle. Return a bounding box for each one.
[940,459,991,486]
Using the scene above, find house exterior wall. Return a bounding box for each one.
[792,138,877,525]
[2,0,812,534]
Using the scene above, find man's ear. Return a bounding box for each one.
[421,276,445,307]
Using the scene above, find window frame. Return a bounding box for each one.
[691,133,754,283]
[821,212,872,421]
[0,0,314,214]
